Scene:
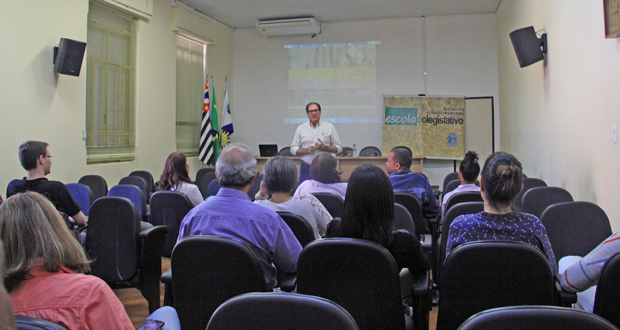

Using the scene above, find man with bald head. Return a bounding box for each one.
[177,143,302,290]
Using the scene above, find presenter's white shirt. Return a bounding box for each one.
[290,120,343,165]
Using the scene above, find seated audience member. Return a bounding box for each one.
[328,164,429,276]
[0,241,16,330]
[294,153,347,199]
[177,143,302,290]
[441,151,481,217]
[445,152,557,273]
[0,192,134,329]
[0,194,3,206]
[559,231,620,312]
[6,141,86,228]
[386,147,438,226]
[254,156,332,239]
[159,151,203,207]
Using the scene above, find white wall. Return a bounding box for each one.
[231,14,499,186]
[497,1,620,230]
[0,0,232,194]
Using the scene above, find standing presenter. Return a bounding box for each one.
[290,102,343,184]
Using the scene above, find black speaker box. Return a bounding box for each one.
[509,26,546,68]
[53,38,87,76]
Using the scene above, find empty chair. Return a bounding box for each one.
[119,176,149,206]
[78,174,108,201]
[311,192,344,218]
[297,238,417,330]
[513,177,547,210]
[15,315,71,330]
[171,235,269,330]
[521,186,573,219]
[129,170,155,196]
[85,197,168,313]
[247,172,263,200]
[457,306,618,330]
[394,192,427,237]
[207,292,360,330]
[444,191,483,214]
[358,146,382,156]
[394,203,416,237]
[65,183,93,216]
[149,191,194,257]
[278,147,294,156]
[206,178,221,197]
[540,201,612,262]
[594,251,620,329]
[337,146,354,157]
[277,211,315,247]
[108,184,147,223]
[437,241,555,330]
[198,171,217,199]
[442,172,459,197]
[195,167,215,188]
[443,179,461,196]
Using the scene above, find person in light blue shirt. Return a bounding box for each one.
[177,143,302,290]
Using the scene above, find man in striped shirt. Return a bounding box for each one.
[177,143,302,290]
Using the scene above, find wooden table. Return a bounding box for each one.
[256,156,424,180]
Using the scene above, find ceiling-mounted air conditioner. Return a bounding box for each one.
[256,17,321,37]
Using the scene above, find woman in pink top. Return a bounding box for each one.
[0,192,134,330]
[294,153,347,199]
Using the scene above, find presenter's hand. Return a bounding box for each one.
[315,138,327,151]
[306,146,318,154]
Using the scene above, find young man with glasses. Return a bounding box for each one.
[6,141,86,227]
[290,102,343,184]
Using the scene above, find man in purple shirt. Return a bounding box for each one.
[177,143,302,290]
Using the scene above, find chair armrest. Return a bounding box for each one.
[412,270,431,296]
[279,272,297,292]
[138,225,169,269]
[420,234,432,252]
[161,268,172,284]
[554,274,577,306]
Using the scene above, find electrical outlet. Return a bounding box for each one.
[613,125,617,143]
[82,130,87,140]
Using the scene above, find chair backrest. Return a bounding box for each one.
[108,184,146,219]
[594,251,620,329]
[540,201,612,261]
[172,235,268,330]
[149,191,194,257]
[437,201,485,286]
[278,147,294,156]
[445,191,483,214]
[337,147,354,157]
[277,211,315,247]
[247,172,263,200]
[195,167,215,188]
[521,186,573,219]
[129,170,155,193]
[85,197,140,283]
[458,305,619,330]
[358,146,381,157]
[119,176,148,205]
[394,203,415,237]
[444,179,461,196]
[65,183,93,216]
[15,315,69,330]
[78,174,108,200]
[297,238,404,330]
[207,292,360,330]
[394,192,425,237]
[198,172,217,198]
[207,178,221,198]
[442,172,459,196]
[513,178,547,209]
[438,241,555,330]
[311,192,344,218]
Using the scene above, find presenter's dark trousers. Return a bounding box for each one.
[299,161,311,184]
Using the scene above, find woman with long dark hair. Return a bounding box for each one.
[445,152,557,273]
[329,164,429,276]
[159,151,203,206]
[294,153,347,199]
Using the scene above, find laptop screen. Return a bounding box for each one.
[258,144,279,157]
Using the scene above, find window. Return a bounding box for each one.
[176,35,205,156]
[85,2,135,164]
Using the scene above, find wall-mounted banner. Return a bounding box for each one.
[382,96,465,158]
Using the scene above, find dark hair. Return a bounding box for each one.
[263,156,298,193]
[390,147,412,169]
[341,164,395,247]
[460,151,480,183]
[305,102,321,112]
[159,152,192,191]
[18,141,48,171]
[480,152,523,209]
[310,154,341,184]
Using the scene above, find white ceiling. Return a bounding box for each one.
[178,0,503,29]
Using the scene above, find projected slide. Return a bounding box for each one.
[285,41,379,125]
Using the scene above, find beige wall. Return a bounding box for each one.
[497,1,620,230]
[0,0,232,195]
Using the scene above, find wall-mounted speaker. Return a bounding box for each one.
[509,26,547,68]
[53,38,87,76]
